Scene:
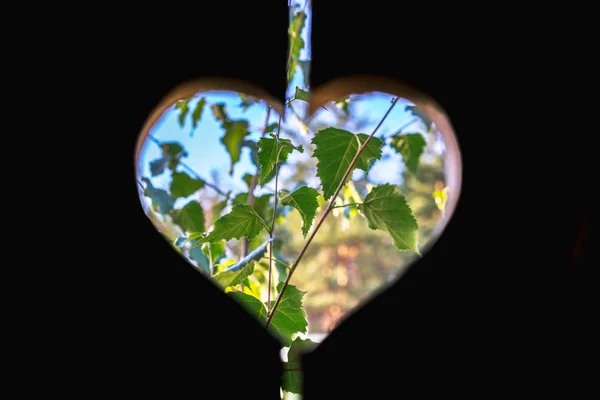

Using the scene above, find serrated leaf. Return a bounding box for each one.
[391,133,427,174]
[279,186,319,237]
[149,157,170,176]
[268,283,308,346]
[232,192,271,222]
[170,171,204,199]
[282,337,315,394]
[229,284,307,346]
[294,86,310,102]
[311,128,384,200]
[211,197,229,223]
[190,97,206,132]
[142,178,174,214]
[171,200,205,233]
[257,137,303,184]
[358,184,419,253]
[191,204,267,247]
[201,240,226,264]
[175,98,191,127]
[213,262,255,287]
[406,105,432,130]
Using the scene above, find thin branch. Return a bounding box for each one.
[266,97,400,327]
[241,104,272,258]
[396,117,419,134]
[137,179,145,191]
[267,114,283,314]
[331,202,361,209]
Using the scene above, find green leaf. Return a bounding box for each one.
[175,98,191,127]
[222,120,250,175]
[142,178,174,214]
[202,240,226,264]
[189,245,211,275]
[311,128,384,200]
[242,140,259,167]
[406,105,432,130]
[265,123,279,134]
[228,291,268,323]
[257,137,303,184]
[190,97,206,132]
[161,142,187,172]
[213,262,255,287]
[215,239,271,287]
[294,86,310,102]
[191,204,267,247]
[170,171,205,199]
[171,200,205,233]
[282,338,315,394]
[211,103,251,174]
[288,11,307,84]
[279,186,320,237]
[358,184,419,253]
[149,157,170,176]
[242,174,254,191]
[268,283,308,346]
[232,192,272,223]
[211,198,229,223]
[161,142,185,158]
[211,103,227,122]
[390,133,427,174]
[229,284,308,346]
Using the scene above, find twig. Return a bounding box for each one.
[267,114,283,313]
[241,104,272,258]
[137,180,145,191]
[266,97,400,326]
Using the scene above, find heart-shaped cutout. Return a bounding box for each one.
[135,76,461,397]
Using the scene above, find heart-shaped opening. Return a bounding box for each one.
[134,75,462,353]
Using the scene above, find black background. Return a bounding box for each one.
[32,1,594,398]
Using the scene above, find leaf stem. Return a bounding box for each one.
[267,113,283,313]
[207,245,214,276]
[146,134,228,197]
[265,97,400,327]
[331,202,361,209]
